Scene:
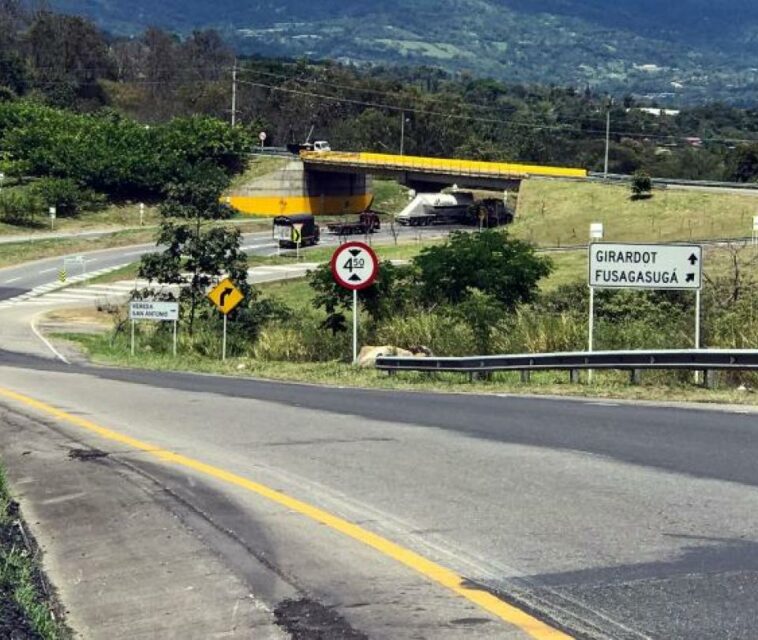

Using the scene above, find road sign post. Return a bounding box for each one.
[128,301,180,356]
[291,223,303,261]
[207,278,245,360]
[330,241,379,364]
[588,242,704,363]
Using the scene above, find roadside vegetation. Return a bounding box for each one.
[60,228,758,402]
[0,463,70,640]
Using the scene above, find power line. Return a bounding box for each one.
[237,78,758,144]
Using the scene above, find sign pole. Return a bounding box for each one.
[222,314,228,361]
[588,286,595,383]
[173,319,178,357]
[130,320,135,356]
[352,289,358,364]
[695,288,701,349]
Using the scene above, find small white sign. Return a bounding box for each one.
[589,243,702,290]
[590,222,604,240]
[129,301,179,321]
[259,131,267,141]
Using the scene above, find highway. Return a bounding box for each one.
[0,224,449,303]
[1,346,757,639]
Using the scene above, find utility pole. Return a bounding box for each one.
[603,96,613,179]
[400,111,405,156]
[231,61,238,127]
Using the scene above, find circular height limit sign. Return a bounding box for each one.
[330,241,379,290]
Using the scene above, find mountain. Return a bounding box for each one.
[49,0,758,103]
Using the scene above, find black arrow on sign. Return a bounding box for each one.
[348,274,361,282]
[688,253,698,265]
[686,273,695,283]
[349,249,361,256]
[219,287,234,307]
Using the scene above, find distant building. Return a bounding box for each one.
[627,107,681,117]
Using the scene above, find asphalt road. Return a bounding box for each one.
[0,348,756,639]
[0,224,451,302]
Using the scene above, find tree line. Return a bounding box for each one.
[4,1,758,182]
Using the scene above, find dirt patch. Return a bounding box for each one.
[274,597,369,639]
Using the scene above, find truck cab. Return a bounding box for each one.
[312,140,331,152]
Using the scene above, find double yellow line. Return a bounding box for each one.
[0,385,571,640]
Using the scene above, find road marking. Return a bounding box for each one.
[29,315,69,364]
[39,268,56,274]
[0,386,571,640]
[2,277,21,283]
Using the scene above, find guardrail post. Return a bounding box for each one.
[704,369,718,389]
[520,370,531,384]
[570,369,581,384]
[630,369,642,385]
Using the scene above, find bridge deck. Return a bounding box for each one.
[301,151,587,180]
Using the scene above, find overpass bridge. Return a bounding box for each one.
[300,151,587,191]
[227,150,587,217]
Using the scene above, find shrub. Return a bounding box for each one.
[631,170,653,199]
[254,313,351,362]
[0,190,42,226]
[375,312,477,356]
[32,177,104,217]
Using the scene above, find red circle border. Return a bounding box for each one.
[330,241,380,290]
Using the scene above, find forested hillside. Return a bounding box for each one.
[4,4,758,185]
[48,0,758,104]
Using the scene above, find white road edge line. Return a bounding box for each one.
[30,312,70,365]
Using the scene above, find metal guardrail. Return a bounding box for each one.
[375,349,758,386]
[588,172,758,191]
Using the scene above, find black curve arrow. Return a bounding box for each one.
[219,287,234,307]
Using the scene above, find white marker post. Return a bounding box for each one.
[753,215,758,246]
[587,223,604,382]
[139,202,145,226]
[330,241,380,364]
[49,206,56,230]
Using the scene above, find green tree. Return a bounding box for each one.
[631,170,653,200]
[138,161,246,334]
[308,261,417,334]
[413,230,553,308]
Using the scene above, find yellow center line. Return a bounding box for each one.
[0,386,572,640]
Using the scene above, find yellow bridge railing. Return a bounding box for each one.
[300,151,587,180]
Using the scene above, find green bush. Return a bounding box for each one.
[32,177,104,217]
[254,313,351,362]
[375,312,477,356]
[0,190,42,226]
[490,308,586,354]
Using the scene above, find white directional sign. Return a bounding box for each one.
[129,301,179,321]
[589,243,702,290]
[330,241,379,291]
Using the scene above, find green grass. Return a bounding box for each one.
[514,179,758,247]
[372,179,410,213]
[0,464,70,640]
[227,156,288,190]
[57,331,758,406]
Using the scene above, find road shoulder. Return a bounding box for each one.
[0,405,287,640]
